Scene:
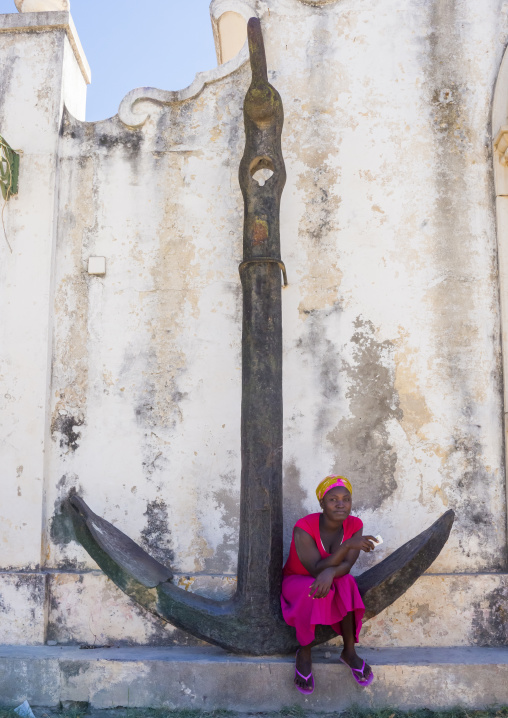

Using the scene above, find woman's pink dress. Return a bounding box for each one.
[281,513,365,646]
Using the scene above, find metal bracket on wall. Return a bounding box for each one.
[239,257,288,286]
[0,135,19,201]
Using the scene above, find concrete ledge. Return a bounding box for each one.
[0,646,507,711]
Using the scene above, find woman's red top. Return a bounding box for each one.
[283,512,363,577]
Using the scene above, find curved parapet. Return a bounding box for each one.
[118,59,245,129]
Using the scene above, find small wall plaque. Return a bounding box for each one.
[87,257,106,275]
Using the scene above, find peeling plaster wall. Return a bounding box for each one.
[0,12,87,574]
[273,0,507,575]
[1,0,508,647]
[46,72,247,575]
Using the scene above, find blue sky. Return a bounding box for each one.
[0,0,217,121]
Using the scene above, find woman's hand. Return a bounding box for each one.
[309,567,336,599]
[344,535,378,553]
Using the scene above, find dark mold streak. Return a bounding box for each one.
[203,474,240,574]
[471,584,508,646]
[51,414,84,453]
[140,498,174,566]
[327,316,401,512]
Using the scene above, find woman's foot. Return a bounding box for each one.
[340,649,373,685]
[295,646,313,692]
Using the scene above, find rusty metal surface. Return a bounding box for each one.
[235,14,286,621]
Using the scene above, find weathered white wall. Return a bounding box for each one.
[0,12,88,574]
[1,0,507,647]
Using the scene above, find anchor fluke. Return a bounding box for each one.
[66,494,297,656]
[68,495,172,588]
[357,509,455,619]
[311,509,455,645]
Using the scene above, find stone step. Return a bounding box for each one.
[0,645,507,711]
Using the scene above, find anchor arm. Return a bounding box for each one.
[357,509,455,619]
[67,494,297,655]
[68,495,172,588]
[311,509,456,645]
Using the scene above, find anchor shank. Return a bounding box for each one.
[236,18,287,616]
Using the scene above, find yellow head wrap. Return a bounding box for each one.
[316,475,353,502]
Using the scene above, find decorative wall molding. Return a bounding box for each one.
[210,0,255,63]
[117,54,247,128]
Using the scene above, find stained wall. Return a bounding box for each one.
[0,0,507,647]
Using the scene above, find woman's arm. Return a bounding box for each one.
[294,527,377,599]
[294,526,376,577]
[336,527,363,575]
[293,527,345,577]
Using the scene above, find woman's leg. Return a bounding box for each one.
[339,611,372,681]
[295,644,313,690]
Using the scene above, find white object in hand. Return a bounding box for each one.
[374,534,383,545]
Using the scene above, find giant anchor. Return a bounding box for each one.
[67,18,455,655]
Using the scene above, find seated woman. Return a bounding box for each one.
[281,475,378,694]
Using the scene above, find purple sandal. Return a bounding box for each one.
[340,656,374,687]
[295,650,315,694]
